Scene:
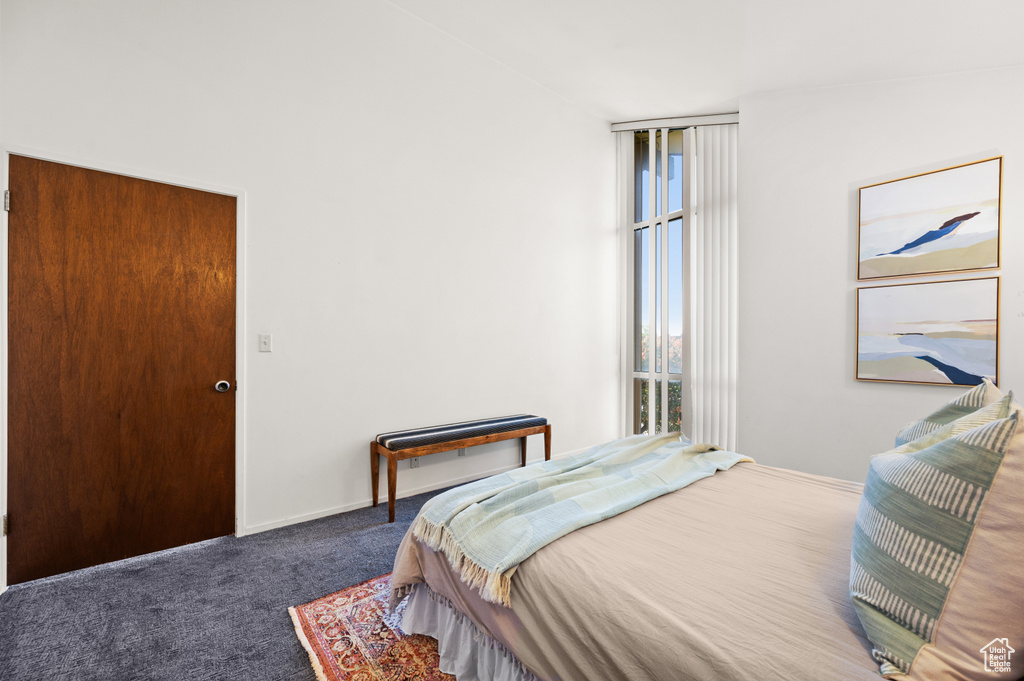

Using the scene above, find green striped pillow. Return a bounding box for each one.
[852,412,1019,676]
[893,378,1002,447]
[894,393,1014,454]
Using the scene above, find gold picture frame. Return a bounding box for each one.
[858,157,1002,281]
[856,276,999,387]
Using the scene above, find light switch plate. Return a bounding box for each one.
[258,334,272,352]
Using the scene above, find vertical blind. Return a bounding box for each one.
[689,123,738,450]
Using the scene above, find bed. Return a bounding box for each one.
[390,380,1024,681]
[391,461,879,681]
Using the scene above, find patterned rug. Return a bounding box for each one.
[289,573,453,681]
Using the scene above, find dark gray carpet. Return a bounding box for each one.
[0,488,447,681]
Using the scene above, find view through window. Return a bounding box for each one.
[632,129,685,435]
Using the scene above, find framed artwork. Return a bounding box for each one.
[856,277,998,387]
[858,157,1001,281]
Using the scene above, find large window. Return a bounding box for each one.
[620,118,738,448]
[630,128,687,435]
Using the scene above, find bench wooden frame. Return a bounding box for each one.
[371,423,552,523]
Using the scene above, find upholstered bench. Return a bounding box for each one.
[371,415,551,523]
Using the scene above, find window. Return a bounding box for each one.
[619,118,738,448]
[629,129,687,435]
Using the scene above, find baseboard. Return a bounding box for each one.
[242,444,593,536]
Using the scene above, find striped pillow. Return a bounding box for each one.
[894,392,1014,454]
[852,410,1024,678]
[893,378,1003,447]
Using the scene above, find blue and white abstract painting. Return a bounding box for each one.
[859,158,1001,280]
[857,278,998,387]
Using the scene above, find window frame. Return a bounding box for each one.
[620,127,693,437]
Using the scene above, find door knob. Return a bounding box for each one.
[215,380,231,393]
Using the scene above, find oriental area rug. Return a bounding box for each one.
[289,573,453,681]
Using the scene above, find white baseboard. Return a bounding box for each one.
[241,444,593,537]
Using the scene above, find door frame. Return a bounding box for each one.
[0,144,248,593]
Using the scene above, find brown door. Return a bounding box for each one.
[7,155,236,584]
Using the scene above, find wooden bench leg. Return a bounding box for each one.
[387,451,398,523]
[544,424,551,461]
[520,437,528,467]
[371,442,380,507]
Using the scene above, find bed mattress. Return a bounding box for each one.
[392,462,880,681]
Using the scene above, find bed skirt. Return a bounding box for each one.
[401,584,539,681]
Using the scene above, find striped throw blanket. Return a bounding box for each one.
[412,432,753,606]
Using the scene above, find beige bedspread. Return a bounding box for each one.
[392,463,880,681]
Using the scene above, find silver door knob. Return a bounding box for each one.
[215,380,231,393]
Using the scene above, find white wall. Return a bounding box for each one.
[0,0,619,540]
[738,65,1024,482]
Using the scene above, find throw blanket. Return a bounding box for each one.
[412,432,753,606]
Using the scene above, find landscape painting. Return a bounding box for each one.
[858,158,1001,280]
[857,277,998,387]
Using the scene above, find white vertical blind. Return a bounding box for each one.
[688,123,738,450]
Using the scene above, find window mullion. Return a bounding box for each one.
[659,127,670,434]
[646,129,657,433]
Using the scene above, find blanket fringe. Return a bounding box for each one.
[389,582,416,612]
[412,514,514,607]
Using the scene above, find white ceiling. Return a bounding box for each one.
[385,0,1024,123]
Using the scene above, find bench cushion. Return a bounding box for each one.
[376,415,547,451]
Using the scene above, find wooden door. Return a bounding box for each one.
[7,155,236,584]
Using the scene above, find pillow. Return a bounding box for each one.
[894,378,1003,447]
[894,392,1014,454]
[851,408,1024,679]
